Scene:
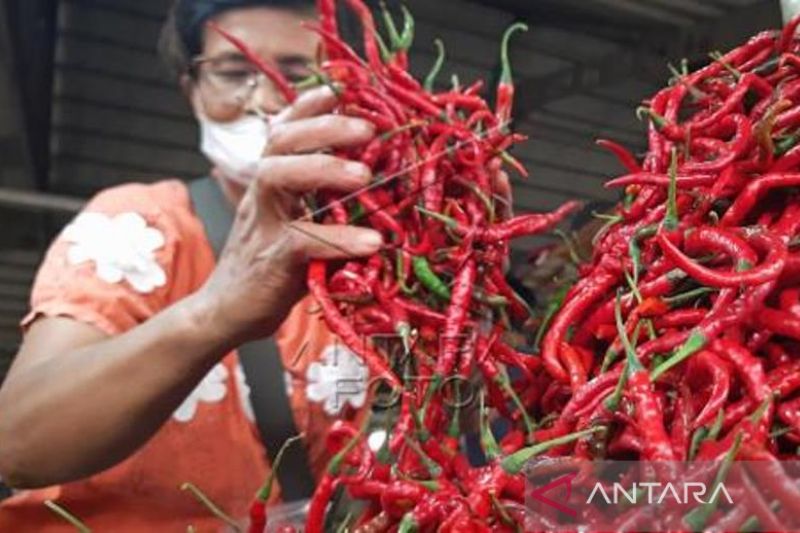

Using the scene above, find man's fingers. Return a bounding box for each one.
[254,154,372,197]
[266,115,375,156]
[273,86,339,124]
[284,221,383,260]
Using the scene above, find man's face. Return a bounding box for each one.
[189,6,320,122]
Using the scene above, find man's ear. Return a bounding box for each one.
[181,73,203,115]
[180,73,195,102]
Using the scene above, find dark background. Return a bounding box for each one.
[0,0,781,380]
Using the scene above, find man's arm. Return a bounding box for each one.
[0,295,228,488]
[0,87,383,489]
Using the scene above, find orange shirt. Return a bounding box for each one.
[0,180,368,532]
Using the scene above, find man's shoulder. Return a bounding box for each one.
[87,179,191,213]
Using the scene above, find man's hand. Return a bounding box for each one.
[196,87,384,347]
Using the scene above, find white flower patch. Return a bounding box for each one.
[63,212,166,294]
[234,364,256,422]
[305,344,368,416]
[173,364,229,423]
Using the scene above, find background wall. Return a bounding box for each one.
[0,0,782,371]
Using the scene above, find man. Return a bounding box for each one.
[0,0,382,529]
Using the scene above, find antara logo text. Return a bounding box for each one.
[586,482,734,506]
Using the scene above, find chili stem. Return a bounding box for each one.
[44,500,91,533]
[181,483,242,532]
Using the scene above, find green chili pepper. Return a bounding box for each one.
[413,256,451,300]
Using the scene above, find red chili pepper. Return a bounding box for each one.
[615,293,676,461]
[542,268,619,383]
[596,138,642,173]
[740,446,800,513]
[687,350,731,430]
[605,171,716,189]
[435,257,476,376]
[754,306,800,341]
[778,14,800,53]
[655,229,787,288]
[306,425,365,533]
[560,342,588,392]
[207,21,297,104]
[380,480,429,519]
[723,173,800,225]
[479,201,582,242]
[682,114,754,174]
[654,308,708,329]
[670,383,693,461]
[495,23,528,126]
[308,261,400,389]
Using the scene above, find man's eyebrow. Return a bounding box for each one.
[275,55,313,68]
[210,51,248,62]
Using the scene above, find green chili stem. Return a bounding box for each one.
[380,2,402,49]
[605,359,629,412]
[496,367,537,436]
[651,329,707,381]
[501,428,602,474]
[414,206,460,229]
[479,391,502,460]
[688,427,709,461]
[424,39,446,92]
[374,30,392,63]
[663,148,679,231]
[709,51,741,80]
[708,409,725,441]
[398,5,415,50]
[256,434,304,501]
[44,500,92,533]
[403,435,442,478]
[663,287,716,306]
[456,177,495,223]
[683,432,743,530]
[554,229,581,265]
[615,291,644,373]
[335,513,354,533]
[534,284,570,352]
[490,492,516,528]
[181,483,242,532]
[329,417,370,475]
[396,252,415,295]
[499,22,528,85]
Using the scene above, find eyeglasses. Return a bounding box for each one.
[190,54,312,107]
[191,55,268,106]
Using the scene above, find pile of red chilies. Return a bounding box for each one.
[212,1,582,531]
[217,0,800,530]
[530,16,800,532]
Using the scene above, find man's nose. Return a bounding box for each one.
[250,81,286,115]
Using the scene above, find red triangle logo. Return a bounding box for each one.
[529,472,578,517]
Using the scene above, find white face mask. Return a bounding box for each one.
[198,113,270,185]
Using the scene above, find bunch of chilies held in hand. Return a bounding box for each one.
[214,0,800,530]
